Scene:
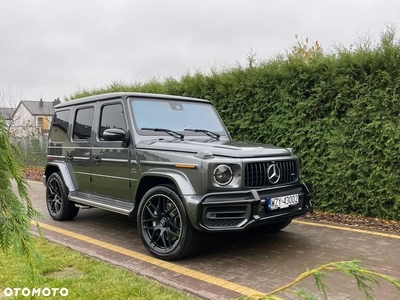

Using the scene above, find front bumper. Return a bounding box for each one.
[196,182,312,232]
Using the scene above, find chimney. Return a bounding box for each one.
[39,98,43,107]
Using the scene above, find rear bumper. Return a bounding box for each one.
[195,182,312,232]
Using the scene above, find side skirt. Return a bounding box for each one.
[69,191,134,216]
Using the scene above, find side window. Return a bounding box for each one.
[73,107,94,140]
[50,110,70,141]
[99,103,127,140]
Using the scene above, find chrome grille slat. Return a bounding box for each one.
[285,161,289,182]
[250,165,254,185]
[244,160,297,187]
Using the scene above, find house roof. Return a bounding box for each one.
[19,100,55,116]
[0,107,15,120]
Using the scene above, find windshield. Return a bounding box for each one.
[131,98,226,136]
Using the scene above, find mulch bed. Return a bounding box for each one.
[22,166,400,234]
[302,211,400,233]
[23,166,44,182]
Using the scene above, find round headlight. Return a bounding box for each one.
[213,164,233,186]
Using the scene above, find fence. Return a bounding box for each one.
[12,137,47,167]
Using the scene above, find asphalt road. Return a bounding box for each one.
[25,181,400,299]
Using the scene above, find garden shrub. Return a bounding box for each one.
[69,27,400,220]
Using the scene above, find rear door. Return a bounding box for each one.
[91,99,131,201]
[69,105,95,193]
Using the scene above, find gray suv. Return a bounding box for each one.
[43,92,312,260]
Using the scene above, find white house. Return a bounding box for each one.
[10,98,60,138]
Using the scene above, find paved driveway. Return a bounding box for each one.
[26,181,400,299]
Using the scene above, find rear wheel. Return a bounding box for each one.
[46,172,79,221]
[137,185,198,260]
[263,219,292,233]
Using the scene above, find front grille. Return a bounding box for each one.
[244,160,297,187]
[204,206,247,228]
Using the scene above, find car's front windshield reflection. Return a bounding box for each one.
[131,98,226,136]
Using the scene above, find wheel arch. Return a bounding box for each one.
[44,162,78,192]
[133,169,196,214]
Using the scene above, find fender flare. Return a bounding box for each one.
[44,162,78,192]
[137,168,196,196]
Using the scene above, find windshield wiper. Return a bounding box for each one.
[184,128,220,140]
[141,127,185,140]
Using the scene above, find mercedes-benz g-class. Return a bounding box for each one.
[43,92,312,260]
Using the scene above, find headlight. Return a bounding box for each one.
[213,164,233,186]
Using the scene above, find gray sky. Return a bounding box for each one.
[1,0,399,104]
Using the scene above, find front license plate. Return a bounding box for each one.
[267,194,299,211]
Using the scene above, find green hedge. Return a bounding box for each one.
[69,28,400,220]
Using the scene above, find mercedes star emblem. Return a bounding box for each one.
[267,164,281,184]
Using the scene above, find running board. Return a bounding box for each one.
[69,192,134,216]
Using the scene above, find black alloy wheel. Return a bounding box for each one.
[137,185,198,260]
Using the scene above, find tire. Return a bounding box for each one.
[137,185,199,260]
[46,172,79,221]
[263,219,292,233]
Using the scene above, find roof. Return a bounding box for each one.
[56,92,210,108]
[0,107,15,120]
[19,100,55,116]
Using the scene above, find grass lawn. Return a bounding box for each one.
[0,238,197,300]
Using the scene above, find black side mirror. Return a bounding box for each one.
[103,128,128,141]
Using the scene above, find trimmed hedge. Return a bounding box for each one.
[69,28,400,220]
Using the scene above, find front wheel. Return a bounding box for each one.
[137,185,198,260]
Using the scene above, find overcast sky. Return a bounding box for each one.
[1,0,400,104]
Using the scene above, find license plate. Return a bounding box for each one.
[267,194,299,211]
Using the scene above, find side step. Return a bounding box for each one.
[69,192,134,216]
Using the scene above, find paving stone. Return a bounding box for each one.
[24,181,400,300]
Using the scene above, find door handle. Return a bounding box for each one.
[93,157,101,164]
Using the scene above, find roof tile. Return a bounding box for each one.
[21,100,54,116]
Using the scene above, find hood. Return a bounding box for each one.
[136,138,291,158]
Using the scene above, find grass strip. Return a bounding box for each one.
[0,238,197,300]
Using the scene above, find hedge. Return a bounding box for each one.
[69,27,400,220]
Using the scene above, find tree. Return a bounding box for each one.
[0,115,41,278]
[0,86,20,134]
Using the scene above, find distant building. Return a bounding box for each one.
[10,98,60,138]
[0,107,15,122]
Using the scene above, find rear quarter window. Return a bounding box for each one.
[50,109,70,141]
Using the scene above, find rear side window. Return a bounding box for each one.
[50,110,70,141]
[73,107,94,140]
[99,103,127,139]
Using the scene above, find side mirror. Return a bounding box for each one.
[103,128,128,141]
